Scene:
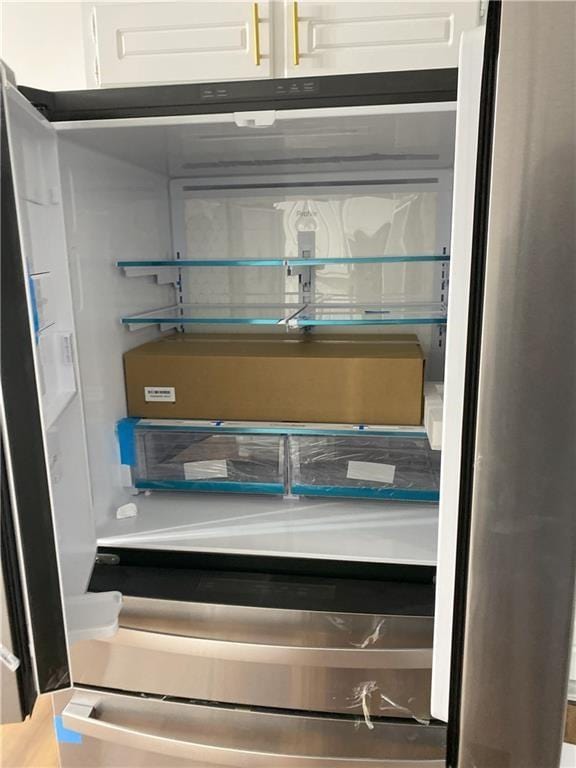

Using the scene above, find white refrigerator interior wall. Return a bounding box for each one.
[59,136,174,530]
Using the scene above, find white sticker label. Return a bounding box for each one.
[144,386,175,403]
[347,460,396,484]
[184,460,228,480]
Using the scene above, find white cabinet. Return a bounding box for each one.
[92,2,271,87]
[92,1,481,88]
[284,2,481,77]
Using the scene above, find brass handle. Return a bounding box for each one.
[292,1,300,66]
[252,3,261,66]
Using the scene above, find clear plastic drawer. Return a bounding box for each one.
[289,435,440,502]
[129,425,285,495]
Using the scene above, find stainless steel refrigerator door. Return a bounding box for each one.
[1,61,72,720]
[0,565,23,723]
[54,688,447,768]
[453,2,576,766]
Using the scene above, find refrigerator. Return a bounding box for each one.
[1,1,575,766]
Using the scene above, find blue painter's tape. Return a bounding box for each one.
[54,715,83,744]
[291,485,439,502]
[134,480,284,495]
[28,276,40,344]
[116,418,140,466]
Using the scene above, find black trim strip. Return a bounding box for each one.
[97,547,435,585]
[1,86,70,694]
[19,69,457,123]
[89,561,435,616]
[446,2,502,765]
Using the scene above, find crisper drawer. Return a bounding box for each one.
[131,426,285,495]
[54,688,446,768]
[71,596,434,721]
[290,435,441,501]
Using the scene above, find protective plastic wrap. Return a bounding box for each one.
[132,428,285,495]
[118,419,440,501]
[290,435,440,502]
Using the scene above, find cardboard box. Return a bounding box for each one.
[124,334,424,425]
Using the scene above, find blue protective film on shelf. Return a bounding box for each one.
[117,254,450,268]
[54,716,83,745]
[296,317,446,327]
[137,422,427,438]
[134,480,284,495]
[291,485,439,502]
[117,418,140,466]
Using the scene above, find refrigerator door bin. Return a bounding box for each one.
[71,595,433,720]
[128,425,285,495]
[290,435,441,501]
[55,688,446,768]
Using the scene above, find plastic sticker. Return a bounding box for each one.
[116,502,138,519]
[144,386,175,403]
[184,460,228,480]
[346,461,396,484]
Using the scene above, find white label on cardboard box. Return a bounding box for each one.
[144,386,175,403]
[347,460,396,484]
[184,460,228,480]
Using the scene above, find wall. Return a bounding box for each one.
[0,1,91,90]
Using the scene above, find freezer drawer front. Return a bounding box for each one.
[54,688,446,768]
[72,596,433,720]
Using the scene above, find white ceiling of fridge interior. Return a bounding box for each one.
[55,103,456,178]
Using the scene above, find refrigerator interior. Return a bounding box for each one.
[6,84,459,642]
[54,102,455,566]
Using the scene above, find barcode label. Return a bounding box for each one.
[144,386,175,403]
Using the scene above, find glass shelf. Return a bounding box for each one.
[122,303,304,328]
[122,301,446,329]
[117,254,449,270]
[292,302,447,327]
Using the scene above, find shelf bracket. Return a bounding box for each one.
[120,266,179,286]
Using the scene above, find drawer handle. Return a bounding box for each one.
[62,699,444,767]
[292,1,300,66]
[113,627,432,669]
[252,3,262,66]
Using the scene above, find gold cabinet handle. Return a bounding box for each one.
[292,1,300,66]
[252,3,262,66]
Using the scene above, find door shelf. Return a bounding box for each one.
[121,302,447,330]
[118,254,450,272]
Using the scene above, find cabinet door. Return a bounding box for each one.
[93,2,271,87]
[285,1,480,77]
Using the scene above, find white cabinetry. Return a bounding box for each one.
[92,1,480,88]
[92,2,271,87]
[285,2,481,77]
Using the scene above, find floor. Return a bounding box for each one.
[0,695,58,768]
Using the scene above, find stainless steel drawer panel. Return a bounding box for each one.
[72,597,433,719]
[120,596,433,649]
[57,688,446,768]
